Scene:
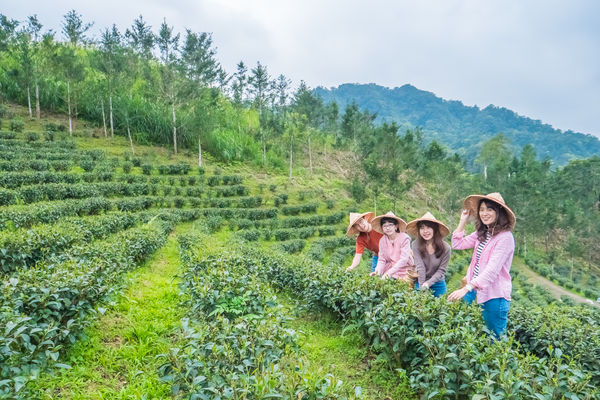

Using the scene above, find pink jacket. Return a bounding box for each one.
[375,232,414,279]
[452,230,514,303]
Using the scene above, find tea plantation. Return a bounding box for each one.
[1,122,599,400]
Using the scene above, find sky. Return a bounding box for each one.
[5,0,600,137]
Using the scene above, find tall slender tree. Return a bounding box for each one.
[156,18,180,154]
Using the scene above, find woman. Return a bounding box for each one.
[406,212,451,298]
[370,212,414,280]
[345,212,383,273]
[448,192,516,339]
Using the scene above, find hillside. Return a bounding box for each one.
[1,103,600,399]
[314,83,600,167]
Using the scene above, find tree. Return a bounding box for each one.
[248,61,271,165]
[97,25,125,138]
[181,29,220,89]
[125,15,154,59]
[61,10,93,46]
[156,18,181,154]
[476,133,512,187]
[231,61,247,108]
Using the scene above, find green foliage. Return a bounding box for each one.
[9,118,24,132]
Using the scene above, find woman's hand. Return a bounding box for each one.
[369,271,378,277]
[421,282,430,290]
[455,209,470,233]
[448,287,469,302]
[381,271,390,279]
[345,265,356,272]
[459,209,470,224]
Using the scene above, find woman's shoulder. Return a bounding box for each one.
[493,230,515,246]
[443,241,451,251]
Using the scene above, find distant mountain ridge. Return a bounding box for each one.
[314,83,600,166]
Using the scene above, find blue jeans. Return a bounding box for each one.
[481,297,510,339]
[415,280,447,297]
[463,289,477,305]
[371,256,378,272]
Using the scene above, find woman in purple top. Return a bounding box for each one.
[448,192,516,339]
[406,212,451,298]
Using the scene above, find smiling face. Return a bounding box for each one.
[419,223,434,241]
[353,217,372,233]
[479,201,498,227]
[380,218,399,237]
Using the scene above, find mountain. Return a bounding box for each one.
[314,83,600,167]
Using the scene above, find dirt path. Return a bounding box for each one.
[512,257,599,308]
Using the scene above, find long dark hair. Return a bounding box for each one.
[416,220,445,258]
[476,199,513,241]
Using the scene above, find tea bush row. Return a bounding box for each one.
[279,211,345,228]
[160,238,352,399]
[0,159,74,172]
[0,216,181,398]
[0,211,145,273]
[220,245,599,399]
[281,203,318,215]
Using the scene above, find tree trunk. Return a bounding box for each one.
[570,259,574,281]
[109,95,114,138]
[172,103,177,155]
[101,99,107,138]
[127,122,135,155]
[308,136,313,174]
[27,86,32,118]
[523,235,527,258]
[198,138,202,167]
[483,164,488,180]
[67,80,72,136]
[289,139,293,180]
[35,82,40,120]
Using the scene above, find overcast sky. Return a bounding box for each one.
[5,0,600,137]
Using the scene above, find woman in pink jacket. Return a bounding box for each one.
[370,212,414,280]
[448,193,515,339]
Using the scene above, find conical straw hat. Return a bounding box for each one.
[371,211,407,234]
[406,212,450,238]
[463,192,516,229]
[346,211,375,237]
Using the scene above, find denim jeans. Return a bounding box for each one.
[415,280,447,298]
[481,297,510,339]
[463,289,477,305]
[371,256,378,272]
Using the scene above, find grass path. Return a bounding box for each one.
[280,294,416,400]
[29,223,194,399]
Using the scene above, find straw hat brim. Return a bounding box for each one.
[346,211,375,237]
[406,216,450,238]
[463,194,516,229]
[371,213,407,234]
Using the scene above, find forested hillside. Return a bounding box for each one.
[314,83,600,167]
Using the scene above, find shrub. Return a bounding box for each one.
[122,162,133,174]
[141,164,153,175]
[26,132,40,142]
[9,119,24,133]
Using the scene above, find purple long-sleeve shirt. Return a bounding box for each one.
[451,230,514,304]
[374,232,414,279]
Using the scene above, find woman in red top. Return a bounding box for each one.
[345,212,383,273]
